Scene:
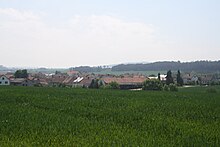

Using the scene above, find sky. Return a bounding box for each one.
[0,0,220,68]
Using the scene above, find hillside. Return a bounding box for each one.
[112,61,220,72]
[1,61,220,73]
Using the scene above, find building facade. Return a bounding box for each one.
[0,75,10,86]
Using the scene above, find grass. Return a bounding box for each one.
[0,86,220,146]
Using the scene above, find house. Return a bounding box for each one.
[148,74,166,81]
[47,73,68,86]
[200,75,213,85]
[10,78,34,86]
[4,72,14,79]
[159,74,167,81]
[101,76,148,89]
[182,73,199,85]
[0,75,10,86]
[148,76,157,80]
[67,70,80,76]
[30,72,46,79]
[72,76,93,88]
[39,78,48,86]
[28,77,41,86]
[191,75,199,83]
[62,76,77,86]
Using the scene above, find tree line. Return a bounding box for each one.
[143,70,183,92]
[112,61,220,72]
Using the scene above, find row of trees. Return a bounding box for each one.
[143,70,183,91]
[165,70,183,86]
[112,61,220,72]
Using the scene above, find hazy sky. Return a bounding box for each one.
[0,0,219,68]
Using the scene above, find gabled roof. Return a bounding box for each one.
[10,78,27,83]
[74,77,84,83]
[78,77,93,87]
[0,75,10,80]
[67,70,79,75]
[63,76,77,84]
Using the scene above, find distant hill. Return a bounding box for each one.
[112,61,220,72]
[1,61,220,73]
[69,66,110,73]
[0,65,9,71]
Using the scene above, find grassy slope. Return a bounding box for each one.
[0,86,220,146]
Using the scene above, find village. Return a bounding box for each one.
[0,69,219,89]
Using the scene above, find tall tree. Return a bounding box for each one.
[89,79,99,89]
[14,69,28,78]
[158,73,161,81]
[177,70,184,86]
[166,70,174,85]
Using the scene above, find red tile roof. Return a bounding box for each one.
[63,76,77,85]
[102,76,147,85]
[67,70,79,75]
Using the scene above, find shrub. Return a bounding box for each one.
[169,84,178,92]
[58,83,66,88]
[143,79,163,91]
[206,88,217,93]
[104,81,120,89]
[163,85,169,91]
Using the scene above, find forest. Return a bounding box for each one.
[112,61,220,72]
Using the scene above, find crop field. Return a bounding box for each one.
[0,86,220,146]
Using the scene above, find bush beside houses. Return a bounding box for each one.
[143,79,163,91]
[104,81,120,89]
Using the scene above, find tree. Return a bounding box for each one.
[55,71,61,75]
[14,69,28,78]
[158,73,161,81]
[166,70,174,85]
[89,79,99,89]
[176,70,184,86]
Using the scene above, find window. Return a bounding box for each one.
[0,81,2,84]
[2,77,4,80]
[5,81,8,84]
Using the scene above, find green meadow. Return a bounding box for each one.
[0,86,220,146]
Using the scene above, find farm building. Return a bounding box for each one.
[10,77,42,86]
[101,76,148,89]
[10,78,36,86]
[200,75,213,85]
[72,76,93,88]
[46,73,68,86]
[148,74,166,81]
[182,74,199,85]
[62,76,77,86]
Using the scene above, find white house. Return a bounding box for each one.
[0,75,10,86]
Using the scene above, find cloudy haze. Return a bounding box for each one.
[0,0,219,68]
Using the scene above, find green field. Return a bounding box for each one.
[0,86,220,146]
